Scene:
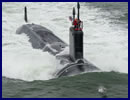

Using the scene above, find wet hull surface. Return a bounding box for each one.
[16,24,99,77]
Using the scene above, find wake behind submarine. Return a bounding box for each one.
[16,3,100,78]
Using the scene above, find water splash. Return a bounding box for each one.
[2,2,128,81]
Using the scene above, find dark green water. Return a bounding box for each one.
[2,72,128,98]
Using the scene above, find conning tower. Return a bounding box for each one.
[69,2,84,62]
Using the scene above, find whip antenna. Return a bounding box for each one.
[73,7,76,21]
[77,2,80,20]
[24,6,28,23]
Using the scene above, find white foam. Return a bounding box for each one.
[2,2,128,81]
[2,34,60,81]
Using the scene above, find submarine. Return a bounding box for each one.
[16,2,99,78]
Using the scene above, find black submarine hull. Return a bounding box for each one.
[16,24,99,78]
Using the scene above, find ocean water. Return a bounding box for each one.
[2,2,128,98]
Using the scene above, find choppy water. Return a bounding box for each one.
[2,2,128,98]
[2,72,128,98]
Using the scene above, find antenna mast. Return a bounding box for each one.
[24,6,28,23]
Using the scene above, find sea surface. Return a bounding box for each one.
[2,2,128,98]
